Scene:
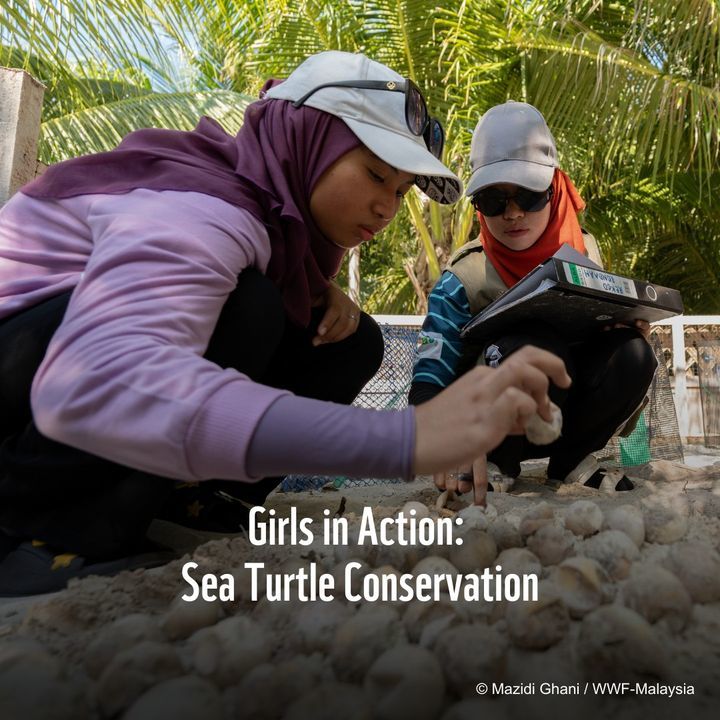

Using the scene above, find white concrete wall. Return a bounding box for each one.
[0,67,45,205]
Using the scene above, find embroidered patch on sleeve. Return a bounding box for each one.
[416,331,444,360]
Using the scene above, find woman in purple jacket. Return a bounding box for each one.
[0,51,568,595]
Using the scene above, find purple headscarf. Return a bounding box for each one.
[22,87,361,327]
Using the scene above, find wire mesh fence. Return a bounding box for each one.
[603,336,684,467]
[693,337,720,448]
[282,324,683,491]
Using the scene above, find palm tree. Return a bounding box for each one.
[438,0,720,310]
[2,0,719,311]
[0,1,253,156]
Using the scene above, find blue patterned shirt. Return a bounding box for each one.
[412,271,473,390]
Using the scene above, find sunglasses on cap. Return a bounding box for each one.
[471,186,554,217]
[291,79,445,160]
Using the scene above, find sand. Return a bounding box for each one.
[1,458,719,719]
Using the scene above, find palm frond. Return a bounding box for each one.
[39,90,251,162]
[364,264,418,314]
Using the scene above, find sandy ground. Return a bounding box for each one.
[1,454,719,719]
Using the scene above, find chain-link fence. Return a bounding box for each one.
[282,324,683,491]
[281,324,417,491]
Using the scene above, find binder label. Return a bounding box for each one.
[562,263,638,299]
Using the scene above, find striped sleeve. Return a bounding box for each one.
[411,270,473,389]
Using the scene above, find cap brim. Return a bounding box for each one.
[465,160,554,197]
[343,117,462,204]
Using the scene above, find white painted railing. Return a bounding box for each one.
[654,316,720,441]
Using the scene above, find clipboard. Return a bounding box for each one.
[460,245,683,343]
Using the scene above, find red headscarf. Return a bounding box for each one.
[479,169,586,288]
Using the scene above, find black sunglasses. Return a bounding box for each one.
[291,79,445,159]
[471,185,554,217]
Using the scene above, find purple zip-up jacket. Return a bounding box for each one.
[0,189,414,482]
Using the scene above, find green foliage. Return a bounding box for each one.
[361,203,418,312]
[1,0,719,312]
[38,91,250,163]
[438,0,720,312]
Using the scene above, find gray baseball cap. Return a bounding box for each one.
[465,101,557,197]
[264,51,462,204]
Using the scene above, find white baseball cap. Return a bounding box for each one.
[465,101,558,197]
[264,51,462,204]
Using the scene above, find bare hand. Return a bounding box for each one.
[312,282,361,346]
[434,466,474,495]
[434,455,490,507]
[472,455,489,507]
[413,346,571,476]
[631,319,651,340]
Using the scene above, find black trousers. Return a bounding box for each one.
[470,322,657,480]
[0,270,384,557]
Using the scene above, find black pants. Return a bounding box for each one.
[0,270,384,557]
[474,323,657,480]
